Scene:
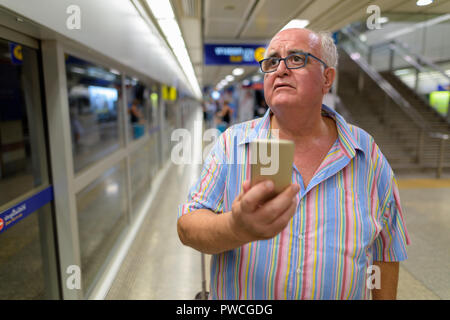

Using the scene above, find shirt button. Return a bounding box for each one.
[296,269,301,274]
[298,234,303,240]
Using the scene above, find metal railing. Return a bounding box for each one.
[339,28,449,177]
[344,26,450,122]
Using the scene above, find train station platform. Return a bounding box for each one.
[1,0,449,301]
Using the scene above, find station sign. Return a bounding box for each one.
[0,186,54,234]
[204,44,266,66]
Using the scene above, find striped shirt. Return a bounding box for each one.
[178,105,410,300]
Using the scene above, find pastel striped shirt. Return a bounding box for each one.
[178,105,410,300]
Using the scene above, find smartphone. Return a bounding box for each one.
[250,139,295,195]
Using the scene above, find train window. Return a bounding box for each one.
[0,39,49,206]
[65,54,122,173]
[125,77,148,142]
[75,160,127,294]
[130,143,151,217]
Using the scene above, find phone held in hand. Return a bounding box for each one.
[250,139,294,195]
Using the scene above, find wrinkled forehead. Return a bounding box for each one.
[265,28,321,57]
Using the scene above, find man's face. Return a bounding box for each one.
[263,29,326,111]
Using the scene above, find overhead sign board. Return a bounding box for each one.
[204,44,266,66]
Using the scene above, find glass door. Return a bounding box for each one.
[0,30,60,299]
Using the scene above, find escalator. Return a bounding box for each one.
[336,28,450,175]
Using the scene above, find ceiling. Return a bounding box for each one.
[169,0,450,92]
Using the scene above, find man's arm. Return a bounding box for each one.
[177,180,299,254]
[371,261,400,300]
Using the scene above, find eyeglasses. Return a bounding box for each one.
[259,52,328,73]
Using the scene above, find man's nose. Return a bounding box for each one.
[275,59,290,75]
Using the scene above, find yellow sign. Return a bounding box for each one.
[162,85,177,101]
[13,45,23,61]
[254,47,266,62]
[169,87,177,101]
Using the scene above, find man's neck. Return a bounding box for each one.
[270,104,332,145]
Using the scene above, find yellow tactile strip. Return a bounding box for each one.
[397,179,450,189]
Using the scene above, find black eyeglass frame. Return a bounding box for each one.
[258,52,328,73]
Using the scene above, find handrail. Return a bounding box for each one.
[339,28,446,140]
[392,41,450,82]
[345,26,450,84]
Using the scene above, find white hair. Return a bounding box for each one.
[267,28,338,69]
[316,31,338,69]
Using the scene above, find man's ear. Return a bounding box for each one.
[323,67,336,94]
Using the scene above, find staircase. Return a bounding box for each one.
[380,71,450,132]
[337,48,450,173]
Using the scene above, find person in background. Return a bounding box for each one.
[129,98,144,139]
[215,100,234,133]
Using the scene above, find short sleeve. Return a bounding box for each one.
[177,133,228,219]
[371,144,411,262]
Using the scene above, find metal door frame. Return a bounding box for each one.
[0,24,61,299]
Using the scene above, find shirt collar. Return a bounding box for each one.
[238,104,364,157]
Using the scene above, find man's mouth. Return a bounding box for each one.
[274,83,294,90]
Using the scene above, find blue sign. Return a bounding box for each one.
[0,186,54,234]
[204,44,267,66]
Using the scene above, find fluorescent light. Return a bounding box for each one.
[166,34,186,51]
[416,0,433,6]
[281,19,310,31]
[158,19,182,37]
[146,0,174,19]
[232,68,244,76]
[146,0,201,98]
[226,75,235,82]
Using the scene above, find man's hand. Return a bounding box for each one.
[372,261,400,300]
[229,180,300,243]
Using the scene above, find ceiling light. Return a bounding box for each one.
[146,0,174,19]
[416,0,433,6]
[232,68,245,76]
[281,19,310,31]
[225,75,235,82]
[211,91,220,100]
[157,19,182,37]
[146,0,201,98]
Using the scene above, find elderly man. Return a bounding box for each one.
[177,28,410,300]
